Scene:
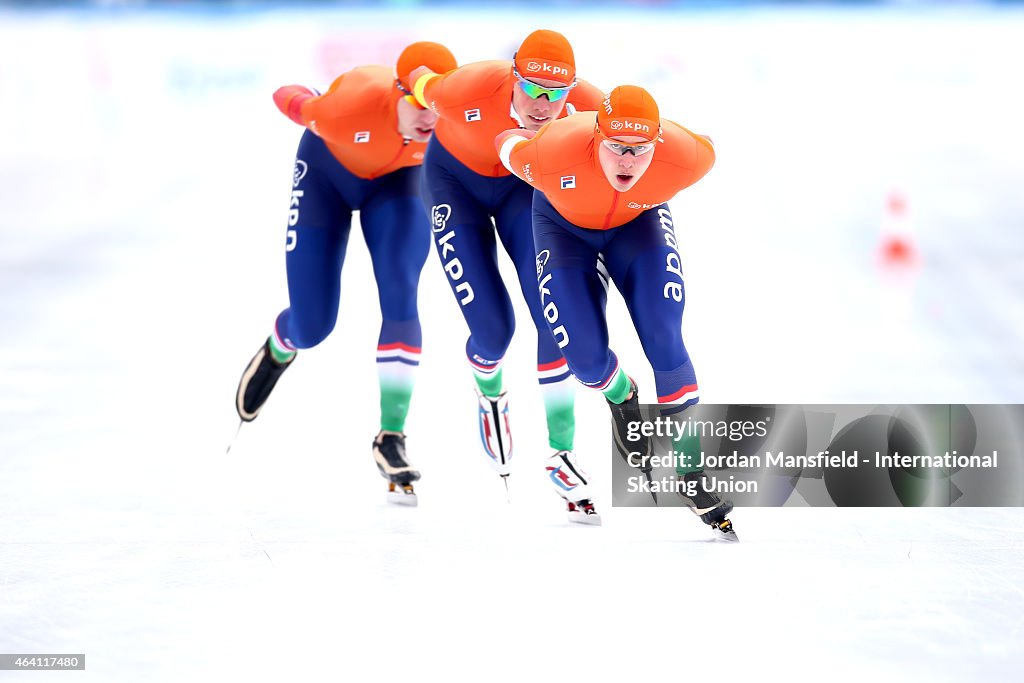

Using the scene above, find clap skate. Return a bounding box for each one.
[545,451,601,526]
[566,499,600,525]
[476,390,512,486]
[373,432,420,506]
[678,471,737,541]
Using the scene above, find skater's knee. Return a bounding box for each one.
[379,275,419,318]
[642,327,687,370]
[380,297,418,322]
[288,314,336,349]
[471,319,515,359]
[527,305,552,336]
[564,350,611,387]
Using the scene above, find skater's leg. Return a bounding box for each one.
[421,140,517,395]
[362,167,430,434]
[236,131,353,421]
[421,142,520,474]
[603,205,699,465]
[604,206,734,536]
[495,189,579,451]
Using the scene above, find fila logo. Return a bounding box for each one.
[526,61,569,78]
[354,131,370,143]
[464,109,481,122]
[560,176,576,190]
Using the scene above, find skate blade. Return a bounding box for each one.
[568,511,602,526]
[387,483,418,507]
[225,420,244,454]
[711,519,738,542]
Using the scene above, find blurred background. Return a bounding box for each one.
[3,0,1022,412]
[1,1,1022,681]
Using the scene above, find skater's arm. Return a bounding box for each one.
[409,66,442,109]
[273,85,319,126]
[495,129,538,184]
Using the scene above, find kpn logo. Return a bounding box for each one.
[292,160,308,188]
[525,61,570,78]
[608,119,651,134]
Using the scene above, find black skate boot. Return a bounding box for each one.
[679,470,737,541]
[606,379,651,463]
[373,432,421,506]
[235,338,295,422]
[607,379,656,501]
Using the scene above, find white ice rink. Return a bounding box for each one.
[1,5,1023,681]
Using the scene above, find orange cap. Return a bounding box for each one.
[514,29,575,87]
[396,41,457,92]
[596,85,660,143]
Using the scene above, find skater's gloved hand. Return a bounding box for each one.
[273,85,317,126]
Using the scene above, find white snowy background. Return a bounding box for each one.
[1,4,1022,681]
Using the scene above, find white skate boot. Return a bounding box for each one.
[476,390,512,480]
[545,450,601,526]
